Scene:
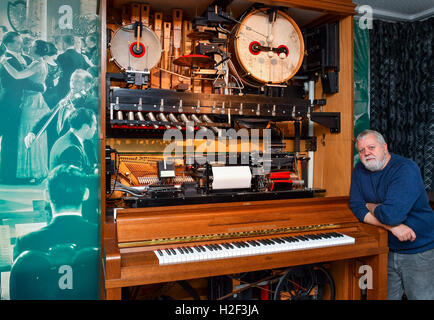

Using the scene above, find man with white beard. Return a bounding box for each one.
[349,129,434,300]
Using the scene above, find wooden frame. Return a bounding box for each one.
[98,0,383,301]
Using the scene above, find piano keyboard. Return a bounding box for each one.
[154,232,355,265]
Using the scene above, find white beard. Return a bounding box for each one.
[363,154,387,172]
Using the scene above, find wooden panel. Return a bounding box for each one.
[100,0,108,300]
[161,21,172,89]
[252,0,356,15]
[130,3,140,23]
[171,9,183,89]
[313,15,354,197]
[115,197,358,243]
[140,4,151,26]
[150,12,163,89]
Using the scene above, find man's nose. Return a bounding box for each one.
[363,149,372,156]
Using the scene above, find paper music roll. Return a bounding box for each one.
[211,166,252,190]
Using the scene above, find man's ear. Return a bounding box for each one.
[384,143,389,154]
[82,188,89,201]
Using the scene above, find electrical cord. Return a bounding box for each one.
[273,265,335,300]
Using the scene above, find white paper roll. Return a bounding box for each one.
[211,166,252,190]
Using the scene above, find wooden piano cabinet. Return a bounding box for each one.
[103,219,122,300]
[102,197,388,300]
[100,0,368,301]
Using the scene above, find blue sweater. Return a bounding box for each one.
[349,153,434,253]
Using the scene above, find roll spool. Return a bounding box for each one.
[211,166,252,190]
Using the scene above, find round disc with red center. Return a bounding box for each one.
[129,42,146,58]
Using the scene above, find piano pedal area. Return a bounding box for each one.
[119,264,336,300]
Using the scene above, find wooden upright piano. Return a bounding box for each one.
[103,196,388,300]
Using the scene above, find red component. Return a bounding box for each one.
[260,284,269,300]
[270,171,291,179]
[270,171,292,192]
[277,45,289,57]
[129,42,146,58]
[249,41,261,55]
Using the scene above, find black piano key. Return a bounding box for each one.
[329,232,339,238]
[170,248,176,255]
[165,248,171,255]
[248,240,257,246]
[247,240,257,246]
[295,236,307,241]
[157,249,163,256]
[178,247,184,254]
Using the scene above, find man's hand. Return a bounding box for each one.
[363,212,416,242]
[388,224,416,242]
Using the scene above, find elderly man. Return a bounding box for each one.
[349,129,434,300]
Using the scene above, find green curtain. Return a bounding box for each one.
[353,18,370,165]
